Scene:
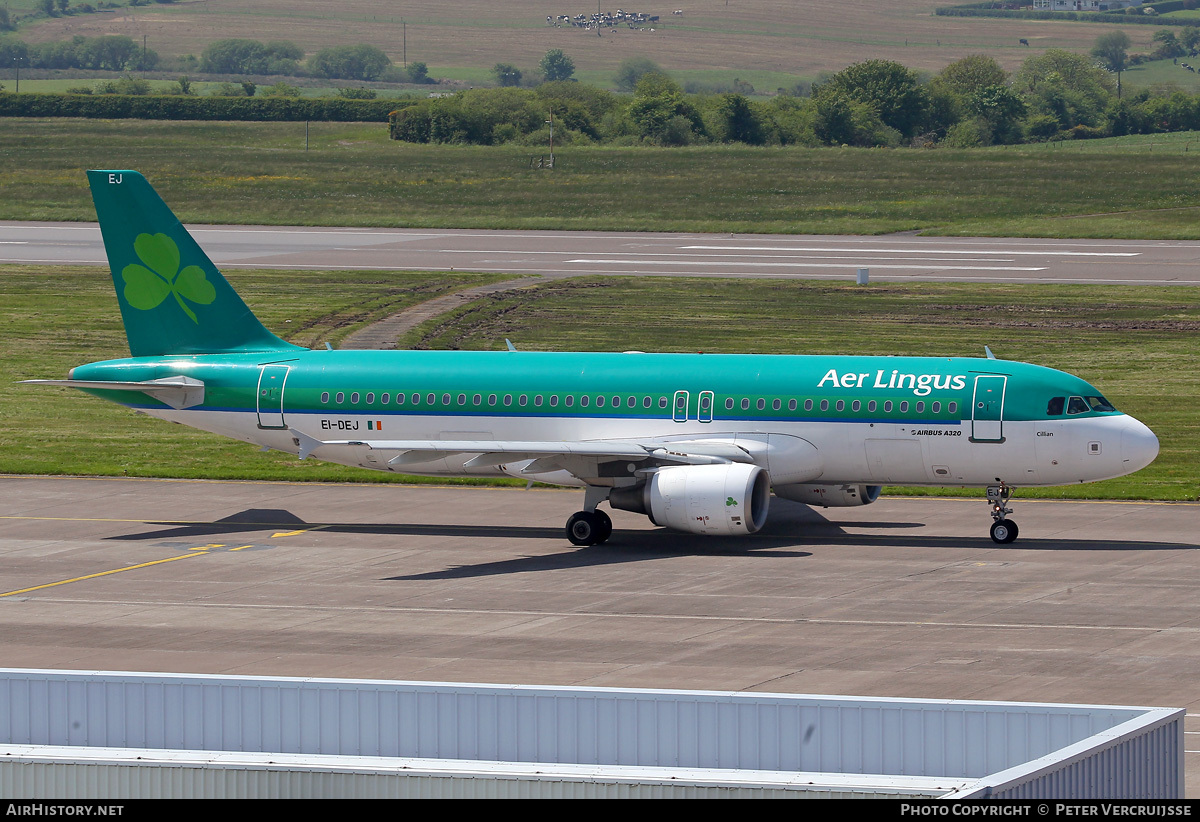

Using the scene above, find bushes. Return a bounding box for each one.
[307,45,392,81]
[199,39,302,76]
[0,93,410,122]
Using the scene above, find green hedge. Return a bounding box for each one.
[936,3,1199,23]
[0,93,417,122]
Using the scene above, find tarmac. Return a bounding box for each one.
[6,222,1200,284]
[1,475,1198,794]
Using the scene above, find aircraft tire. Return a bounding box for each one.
[990,519,1019,544]
[594,510,612,544]
[566,511,600,546]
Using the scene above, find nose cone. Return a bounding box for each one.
[1121,415,1159,473]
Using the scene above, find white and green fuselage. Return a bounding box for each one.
[27,170,1160,545]
[68,348,1154,491]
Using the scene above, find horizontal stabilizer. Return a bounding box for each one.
[21,376,205,409]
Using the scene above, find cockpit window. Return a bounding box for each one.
[1066,396,1089,415]
[1085,395,1116,412]
[1046,397,1065,416]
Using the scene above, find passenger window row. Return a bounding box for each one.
[723,397,956,415]
[316,391,958,415]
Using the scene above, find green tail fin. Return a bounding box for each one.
[87,170,302,357]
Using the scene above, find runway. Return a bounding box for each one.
[2,475,1198,793]
[4,222,1200,284]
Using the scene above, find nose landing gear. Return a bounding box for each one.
[987,483,1018,544]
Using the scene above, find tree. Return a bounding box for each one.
[965,84,1027,144]
[200,39,270,75]
[492,63,522,87]
[709,93,766,144]
[1015,49,1115,129]
[540,49,575,83]
[627,72,703,144]
[936,55,1008,98]
[0,38,30,68]
[1092,31,1131,99]
[1181,26,1200,52]
[1092,31,1131,74]
[308,44,392,81]
[1152,29,1185,60]
[614,57,662,92]
[406,61,430,84]
[814,59,929,138]
[77,36,140,71]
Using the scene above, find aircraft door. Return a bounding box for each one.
[698,390,714,423]
[970,375,1006,442]
[257,365,290,429]
[672,390,690,423]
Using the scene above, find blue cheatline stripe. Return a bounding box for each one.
[126,403,968,426]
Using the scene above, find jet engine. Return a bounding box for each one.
[773,483,882,507]
[610,463,770,535]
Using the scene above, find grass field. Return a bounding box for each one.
[0,266,509,482]
[8,0,1160,84]
[3,266,1195,501]
[1117,57,1200,93]
[3,118,1200,238]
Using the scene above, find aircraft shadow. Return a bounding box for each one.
[105,502,1195,585]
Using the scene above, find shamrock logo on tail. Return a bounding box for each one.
[121,233,216,323]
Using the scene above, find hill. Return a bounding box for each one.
[12,0,1161,86]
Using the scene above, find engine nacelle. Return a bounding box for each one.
[610,463,770,535]
[773,483,882,507]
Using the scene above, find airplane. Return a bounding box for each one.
[23,170,1160,546]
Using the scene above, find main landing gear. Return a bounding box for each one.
[987,482,1019,544]
[566,509,613,546]
[566,486,613,546]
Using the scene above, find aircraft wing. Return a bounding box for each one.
[289,429,757,472]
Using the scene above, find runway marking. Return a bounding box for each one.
[0,537,270,598]
[443,249,1029,263]
[1,258,107,265]
[0,552,204,598]
[682,245,1141,257]
[0,515,301,524]
[567,259,1047,272]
